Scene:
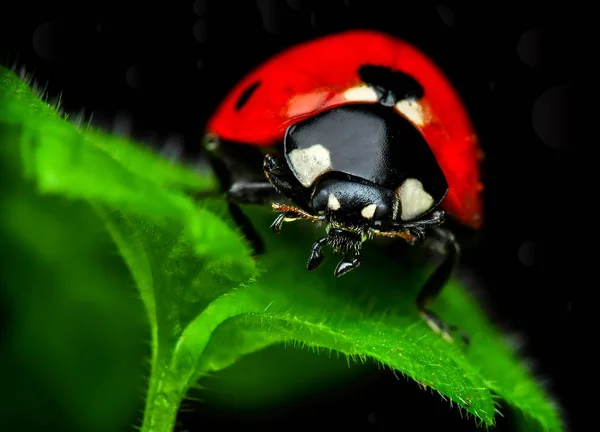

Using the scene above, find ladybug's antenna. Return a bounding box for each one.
[270,203,325,234]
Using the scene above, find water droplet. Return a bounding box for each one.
[436,5,455,28]
[193,0,207,16]
[33,22,67,61]
[532,86,574,149]
[286,0,307,10]
[368,412,378,423]
[125,65,143,89]
[518,28,543,67]
[257,0,281,34]
[518,241,536,267]
[193,19,208,42]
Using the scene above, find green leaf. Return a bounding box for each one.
[0,65,564,432]
[0,121,147,431]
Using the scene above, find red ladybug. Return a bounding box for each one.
[203,30,483,344]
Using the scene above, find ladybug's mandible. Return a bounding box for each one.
[203,30,484,344]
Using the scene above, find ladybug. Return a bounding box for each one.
[203,30,483,344]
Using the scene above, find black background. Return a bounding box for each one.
[0,1,579,431]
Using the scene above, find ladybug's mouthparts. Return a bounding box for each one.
[306,228,362,277]
[327,228,362,253]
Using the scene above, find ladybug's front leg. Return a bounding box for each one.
[263,154,318,233]
[219,153,306,207]
[195,182,273,255]
[209,153,308,256]
[262,154,308,204]
[417,227,470,345]
[372,210,445,244]
[224,193,269,256]
[201,141,279,255]
[222,154,295,206]
[227,181,278,204]
[201,137,311,255]
[399,210,445,242]
[224,176,292,256]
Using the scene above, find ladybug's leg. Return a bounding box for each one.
[201,137,280,255]
[225,155,307,248]
[397,210,445,242]
[222,153,306,207]
[225,184,277,256]
[416,227,470,345]
[194,188,269,255]
[227,181,278,203]
[372,210,445,243]
[263,154,319,233]
[202,138,311,254]
[223,168,295,255]
[225,154,316,250]
[263,154,311,205]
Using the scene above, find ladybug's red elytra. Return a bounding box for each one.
[203,30,484,344]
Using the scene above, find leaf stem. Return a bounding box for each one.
[141,363,185,432]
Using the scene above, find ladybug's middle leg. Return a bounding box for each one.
[223,154,314,253]
[372,210,445,243]
[224,185,274,256]
[201,138,279,255]
[416,226,470,345]
[201,138,311,255]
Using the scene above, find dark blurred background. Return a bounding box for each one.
[0,1,579,431]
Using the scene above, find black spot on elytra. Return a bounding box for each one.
[235,80,261,111]
[358,65,424,104]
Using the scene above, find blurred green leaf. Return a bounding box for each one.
[0,123,147,432]
[0,66,564,432]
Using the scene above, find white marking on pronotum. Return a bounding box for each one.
[343,85,379,102]
[288,144,333,187]
[328,193,341,211]
[360,204,377,219]
[395,99,425,126]
[397,178,434,220]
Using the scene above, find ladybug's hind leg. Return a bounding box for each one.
[417,227,470,345]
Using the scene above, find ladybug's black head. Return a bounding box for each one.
[311,174,398,226]
[312,173,396,237]
[303,173,399,276]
